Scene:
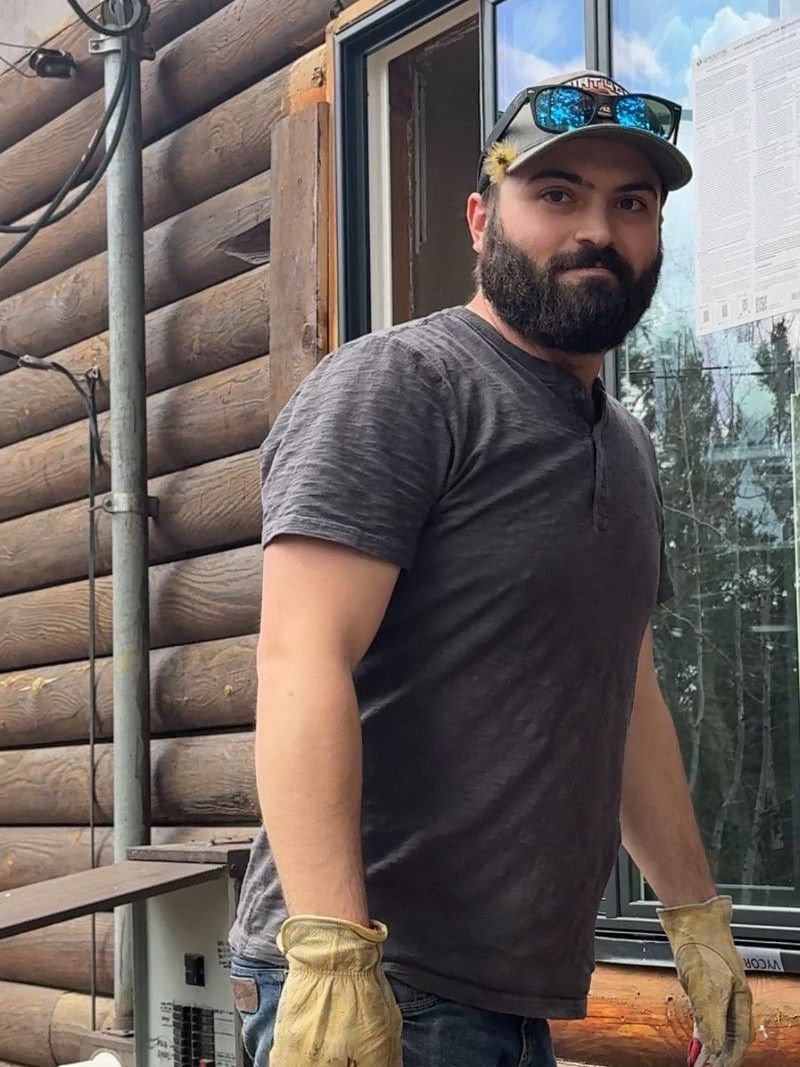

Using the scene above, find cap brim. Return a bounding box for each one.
[506,124,692,193]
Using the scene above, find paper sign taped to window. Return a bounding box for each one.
[694,16,800,336]
[739,947,785,973]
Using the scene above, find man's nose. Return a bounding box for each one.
[573,207,615,250]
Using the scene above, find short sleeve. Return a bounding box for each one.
[258,337,455,570]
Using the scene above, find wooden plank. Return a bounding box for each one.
[0,826,257,892]
[0,981,114,1067]
[0,172,271,365]
[0,265,269,449]
[269,103,330,422]
[0,860,224,940]
[0,0,236,155]
[0,0,334,226]
[0,915,113,995]
[0,449,261,594]
[550,962,800,1067]
[0,543,262,671]
[0,732,258,826]
[0,634,258,748]
[0,55,309,301]
[0,355,268,524]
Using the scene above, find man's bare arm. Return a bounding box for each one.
[255,534,400,925]
[620,624,717,907]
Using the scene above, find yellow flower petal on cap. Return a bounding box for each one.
[485,141,519,185]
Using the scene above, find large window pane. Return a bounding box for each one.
[494,0,585,113]
[613,1,800,909]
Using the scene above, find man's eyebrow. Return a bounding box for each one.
[528,168,591,187]
[617,180,659,197]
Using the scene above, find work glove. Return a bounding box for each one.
[658,895,754,1067]
[269,914,403,1067]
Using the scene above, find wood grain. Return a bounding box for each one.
[269,103,329,423]
[0,0,335,226]
[0,732,258,825]
[0,449,261,594]
[0,981,114,1067]
[0,633,258,748]
[0,354,268,524]
[0,55,305,301]
[0,172,271,363]
[0,0,235,155]
[550,962,800,1066]
[0,915,113,996]
[0,826,257,892]
[0,265,269,449]
[0,542,262,671]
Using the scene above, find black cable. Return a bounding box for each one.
[0,52,37,78]
[65,0,147,37]
[0,39,131,246]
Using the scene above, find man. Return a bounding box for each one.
[228,70,753,1067]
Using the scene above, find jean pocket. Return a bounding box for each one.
[386,973,444,1018]
[230,953,288,982]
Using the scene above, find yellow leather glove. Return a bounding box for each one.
[270,914,403,1067]
[658,895,754,1067]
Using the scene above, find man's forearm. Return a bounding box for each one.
[621,684,716,908]
[255,649,370,925]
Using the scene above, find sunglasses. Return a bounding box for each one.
[490,85,683,147]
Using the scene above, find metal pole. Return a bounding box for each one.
[96,0,151,1031]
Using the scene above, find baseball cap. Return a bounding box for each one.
[477,69,692,195]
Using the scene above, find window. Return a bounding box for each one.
[336,0,800,959]
[608,0,800,948]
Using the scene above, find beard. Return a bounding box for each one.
[476,209,663,355]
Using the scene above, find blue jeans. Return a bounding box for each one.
[231,953,557,1067]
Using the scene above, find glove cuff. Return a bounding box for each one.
[657,894,733,939]
[277,914,389,972]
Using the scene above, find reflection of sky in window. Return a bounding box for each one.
[495,0,585,114]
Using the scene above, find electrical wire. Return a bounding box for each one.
[0,52,37,78]
[0,39,131,250]
[66,0,148,37]
[1,348,104,1027]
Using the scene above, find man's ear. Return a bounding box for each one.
[466,191,491,255]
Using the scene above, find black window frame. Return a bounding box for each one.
[334,0,800,969]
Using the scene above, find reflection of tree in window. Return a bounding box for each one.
[618,315,800,900]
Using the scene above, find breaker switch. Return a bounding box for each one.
[184,953,206,987]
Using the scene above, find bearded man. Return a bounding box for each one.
[228,70,754,1067]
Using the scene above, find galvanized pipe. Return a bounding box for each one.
[99,0,151,1031]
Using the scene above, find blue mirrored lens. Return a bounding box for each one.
[615,95,672,138]
[534,87,594,132]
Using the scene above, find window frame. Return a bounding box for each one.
[335,0,800,961]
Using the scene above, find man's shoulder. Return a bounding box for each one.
[323,307,465,378]
[606,393,654,448]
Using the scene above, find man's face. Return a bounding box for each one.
[472,138,663,355]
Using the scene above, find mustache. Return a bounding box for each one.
[547,246,634,283]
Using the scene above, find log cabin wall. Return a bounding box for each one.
[0,1,334,1062]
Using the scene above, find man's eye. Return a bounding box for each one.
[619,196,646,212]
[542,189,572,204]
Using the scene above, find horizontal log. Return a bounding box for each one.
[0,543,261,671]
[0,0,236,155]
[0,265,269,448]
[0,633,257,747]
[0,732,258,825]
[0,354,268,523]
[0,980,114,1067]
[0,915,113,996]
[0,53,308,301]
[550,963,800,1067]
[0,0,334,226]
[0,171,270,363]
[0,449,261,594]
[0,826,256,892]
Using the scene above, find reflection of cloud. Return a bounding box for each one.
[687,8,772,98]
[612,30,666,85]
[498,44,585,108]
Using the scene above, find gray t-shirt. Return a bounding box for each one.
[229,306,671,1019]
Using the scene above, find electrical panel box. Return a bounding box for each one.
[129,843,252,1067]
